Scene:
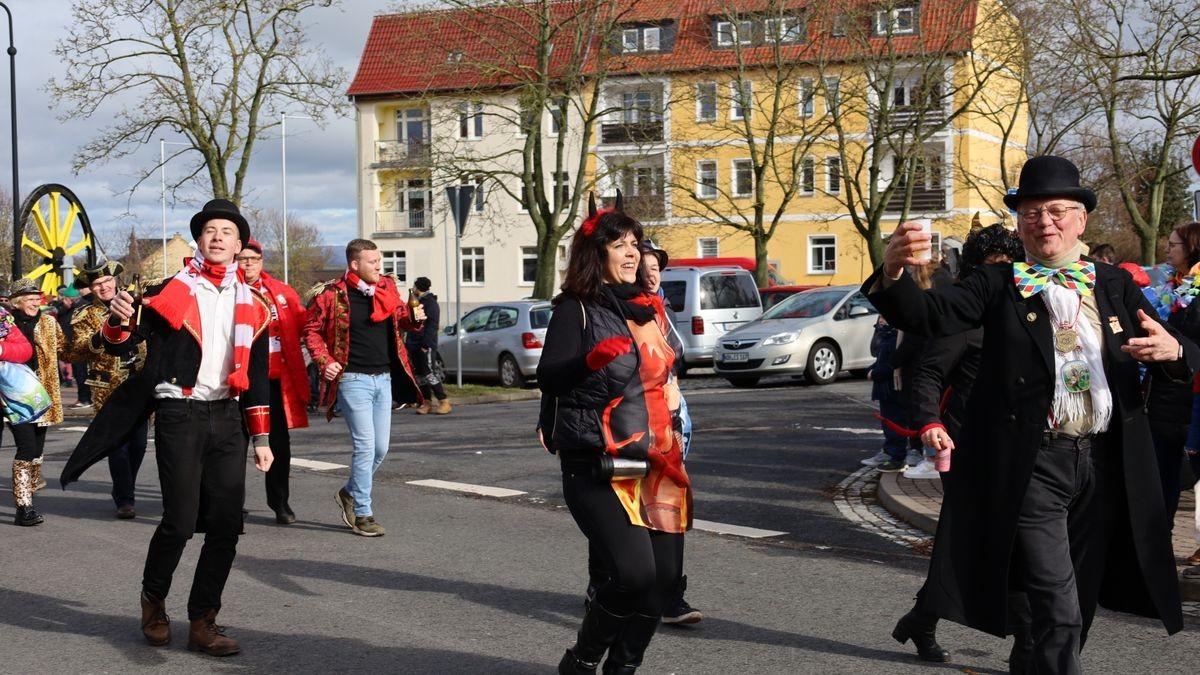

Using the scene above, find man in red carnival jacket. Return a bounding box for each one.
[237,239,309,524]
[303,238,424,537]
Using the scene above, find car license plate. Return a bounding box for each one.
[722,352,749,362]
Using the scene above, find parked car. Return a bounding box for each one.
[669,257,788,285]
[660,266,763,371]
[712,285,878,387]
[437,300,552,387]
[759,284,819,312]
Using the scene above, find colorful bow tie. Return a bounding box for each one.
[1013,261,1096,298]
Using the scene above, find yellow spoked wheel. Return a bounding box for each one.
[17,184,98,297]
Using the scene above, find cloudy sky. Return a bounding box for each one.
[0,0,406,259]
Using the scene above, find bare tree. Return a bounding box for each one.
[50,0,347,205]
[245,207,326,282]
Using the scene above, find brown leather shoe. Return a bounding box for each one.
[434,398,452,415]
[414,400,433,415]
[140,591,170,646]
[187,610,240,656]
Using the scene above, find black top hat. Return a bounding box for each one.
[189,198,250,244]
[1003,156,1097,213]
[81,259,125,285]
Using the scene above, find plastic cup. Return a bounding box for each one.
[934,447,951,472]
[912,219,933,261]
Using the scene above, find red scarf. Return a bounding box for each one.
[143,252,262,395]
[345,270,400,322]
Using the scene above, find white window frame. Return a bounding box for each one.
[732,158,754,197]
[737,19,754,44]
[381,250,407,283]
[461,175,485,213]
[808,234,837,275]
[730,80,752,121]
[549,95,567,135]
[696,160,718,199]
[715,20,734,46]
[696,82,717,122]
[697,237,720,258]
[461,246,485,285]
[798,77,814,118]
[519,246,538,286]
[764,17,802,43]
[397,107,429,143]
[643,26,661,51]
[458,101,484,139]
[875,7,916,35]
[823,76,840,116]
[800,156,815,194]
[398,178,431,229]
[622,28,639,52]
[825,156,842,195]
[553,171,571,211]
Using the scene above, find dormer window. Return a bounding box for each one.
[447,50,463,63]
[619,24,669,53]
[715,19,754,47]
[874,4,918,36]
[714,15,805,47]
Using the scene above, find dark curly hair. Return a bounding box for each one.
[961,224,1024,279]
[557,210,644,303]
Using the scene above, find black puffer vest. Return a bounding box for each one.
[550,294,652,462]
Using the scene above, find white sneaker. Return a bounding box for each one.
[861,449,890,467]
[905,449,923,467]
[903,459,941,480]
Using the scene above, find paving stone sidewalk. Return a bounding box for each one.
[878,471,1200,602]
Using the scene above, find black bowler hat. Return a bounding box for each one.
[1003,156,1097,213]
[189,198,250,244]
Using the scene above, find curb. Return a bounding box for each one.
[876,472,1200,602]
[448,390,541,406]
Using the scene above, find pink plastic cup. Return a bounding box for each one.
[934,447,951,472]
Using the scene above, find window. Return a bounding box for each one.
[643,26,661,51]
[831,14,849,37]
[630,166,663,196]
[764,17,803,43]
[554,171,571,208]
[461,175,485,212]
[620,25,662,53]
[826,157,841,194]
[622,90,660,124]
[731,80,752,120]
[714,19,753,47]
[458,102,483,139]
[697,237,719,258]
[823,76,840,115]
[447,50,463,64]
[549,96,567,135]
[461,247,485,284]
[800,156,815,194]
[696,160,718,199]
[398,179,430,229]
[875,6,917,35]
[521,247,538,285]
[460,306,491,333]
[696,82,717,121]
[809,235,837,274]
[622,28,639,52]
[700,272,759,310]
[715,20,734,46]
[381,251,407,283]
[732,159,753,197]
[398,108,429,144]
[798,78,814,117]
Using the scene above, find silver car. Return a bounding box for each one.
[712,285,878,387]
[437,301,552,387]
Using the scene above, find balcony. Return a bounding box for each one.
[600,121,664,145]
[884,106,947,133]
[885,187,947,213]
[371,139,431,168]
[602,194,666,221]
[374,210,434,237]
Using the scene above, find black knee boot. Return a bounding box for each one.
[602,613,660,674]
[559,603,630,675]
[892,606,950,662]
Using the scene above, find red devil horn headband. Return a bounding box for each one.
[580,190,624,237]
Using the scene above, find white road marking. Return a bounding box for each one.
[810,426,883,435]
[60,426,90,432]
[291,458,349,471]
[692,519,786,539]
[407,479,527,498]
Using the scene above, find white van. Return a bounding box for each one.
[660,266,763,371]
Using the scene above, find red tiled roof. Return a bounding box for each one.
[348,0,980,98]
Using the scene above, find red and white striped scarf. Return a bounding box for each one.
[144,252,260,395]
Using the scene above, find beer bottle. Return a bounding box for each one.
[122,274,143,333]
[408,287,422,319]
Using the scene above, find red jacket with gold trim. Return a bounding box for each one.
[256,272,310,430]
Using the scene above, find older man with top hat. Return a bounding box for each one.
[864,156,1195,673]
[63,198,273,655]
[63,259,148,519]
[236,238,309,524]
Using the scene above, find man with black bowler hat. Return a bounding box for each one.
[864,156,1195,673]
[97,198,273,656]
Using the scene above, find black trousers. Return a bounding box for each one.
[142,398,247,621]
[8,422,47,461]
[108,418,149,507]
[264,379,292,512]
[73,362,91,402]
[406,343,447,401]
[1151,426,1200,526]
[561,461,682,618]
[1010,434,1116,675]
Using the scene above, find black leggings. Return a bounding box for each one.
[562,462,683,617]
[8,422,47,461]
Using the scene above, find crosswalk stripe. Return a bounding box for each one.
[692,519,786,539]
[407,479,527,498]
[291,458,349,471]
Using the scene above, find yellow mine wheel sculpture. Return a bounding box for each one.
[17,183,98,297]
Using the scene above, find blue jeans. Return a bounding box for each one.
[877,398,910,463]
[336,372,392,517]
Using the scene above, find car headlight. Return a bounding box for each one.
[762,331,799,346]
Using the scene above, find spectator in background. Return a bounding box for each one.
[406,276,451,416]
[862,317,909,473]
[55,285,92,407]
[1090,243,1116,264]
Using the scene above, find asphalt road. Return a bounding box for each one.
[2,372,1195,673]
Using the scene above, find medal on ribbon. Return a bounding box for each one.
[1061,359,1091,393]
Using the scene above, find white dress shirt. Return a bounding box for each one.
[154,275,238,400]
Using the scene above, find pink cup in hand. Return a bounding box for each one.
[934,447,951,472]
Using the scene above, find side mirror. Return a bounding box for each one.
[444,325,457,336]
[849,305,871,317]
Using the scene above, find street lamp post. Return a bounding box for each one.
[281,112,313,285]
[1,2,19,280]
[159,139,190,277]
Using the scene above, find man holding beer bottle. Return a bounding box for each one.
[405,276,450,415]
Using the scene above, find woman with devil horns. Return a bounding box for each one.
[538,193,692,674]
